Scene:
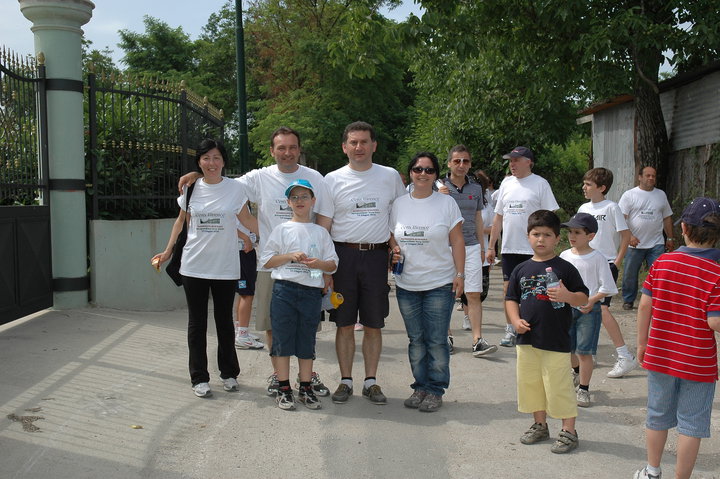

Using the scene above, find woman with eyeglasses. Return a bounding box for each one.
[389,151,465,412]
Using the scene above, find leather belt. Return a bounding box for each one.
[334,241,389,251]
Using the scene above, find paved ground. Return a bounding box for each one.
[1,268,719,479]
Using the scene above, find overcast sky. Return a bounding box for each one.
[1,1,423,65]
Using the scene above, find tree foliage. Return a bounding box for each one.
[118,16,197,74]
[409,0,720,187]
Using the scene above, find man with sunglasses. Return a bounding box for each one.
[486,146,559,347]
[324,121,407,405]
[439,145,498,357]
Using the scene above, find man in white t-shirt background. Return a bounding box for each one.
[325,121,407,405]
[486,146,559,347]
[617,166,674,310]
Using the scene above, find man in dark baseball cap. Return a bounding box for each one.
[502,146,535,162]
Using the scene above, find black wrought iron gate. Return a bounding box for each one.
[0,50,52,325]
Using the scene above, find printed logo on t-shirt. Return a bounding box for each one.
[639,209,655,220]
[397,225,429,246]
[273,197,293,220]
[593,214,607,222]
[350,196,380,217]
[507,201,526,215]
[195,213,225,233]
[519,273,553,303]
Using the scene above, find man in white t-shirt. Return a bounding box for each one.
[180,127,333,397]
[617,166,674,310]
[486,146,559,347]
[325,121,406,405]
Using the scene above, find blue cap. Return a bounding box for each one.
[676,197,720,226]
[284,179,314,198]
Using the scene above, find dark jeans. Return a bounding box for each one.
[182,276,240,385]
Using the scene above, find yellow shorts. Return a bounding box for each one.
[516,345,577,419]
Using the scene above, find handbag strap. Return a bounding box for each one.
[184,182,196,226]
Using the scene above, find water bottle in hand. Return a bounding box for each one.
[307,243,322,279]
[545,267,564,309]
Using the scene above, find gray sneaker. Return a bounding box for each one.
[418,393,442,412]
[362,384,387,404]
[192,382,212,398]
[472,338,498,357]
[222,377,239,392]
[331,383,353,403]
[633,466,662,479]
[499,328,516,347]
[551,429,579,454]
[520,422,549,444]
[576,388,591,407]
[266,372,279,396]
[403,390,427,409]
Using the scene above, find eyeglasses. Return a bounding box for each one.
[289,194,312,202]
[451,158,471,165]
[411,166,437,175]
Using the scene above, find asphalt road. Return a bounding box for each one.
[1,268,718,478]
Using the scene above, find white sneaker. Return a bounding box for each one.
[633,466,662,478]
[462,315,471,331]
[192,382,212,397]
[576,388,590,407]
[607,355,639,378]
[235,328,261,341]
[499,327,516,347]
[235,334,265,350]
[222,377,239,392]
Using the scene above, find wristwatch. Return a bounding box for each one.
[456,273,465,279]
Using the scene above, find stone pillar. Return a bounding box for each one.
[19,0,95,308]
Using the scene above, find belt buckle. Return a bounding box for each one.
[358,243,371,251]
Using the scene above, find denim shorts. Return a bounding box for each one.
[570,303,602,355]
[646,369,716,438]
[270,280,322,359]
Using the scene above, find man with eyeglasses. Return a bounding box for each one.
[324,121,407,405]
[438,145,498,357]
[179,127,334,397]
[486,146,559,347]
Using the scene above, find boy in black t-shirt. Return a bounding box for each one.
[506,210,589,454]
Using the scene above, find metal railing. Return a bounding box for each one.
[86,69,224,219]
[0,48,48,206]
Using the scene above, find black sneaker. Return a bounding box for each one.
[472,338,498,357]
[298,387,322,410]
[266,372,279,396]
[295,372,330,397]
[331,383,353,403]
[448,335,455,355]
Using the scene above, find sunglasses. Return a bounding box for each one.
[451,158,471,164]
[411,166,437,174]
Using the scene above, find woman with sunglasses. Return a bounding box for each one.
[389,152,465,412]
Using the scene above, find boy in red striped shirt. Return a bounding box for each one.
[634,197,720,479]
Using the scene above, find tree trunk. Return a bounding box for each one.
[633,34,671,190]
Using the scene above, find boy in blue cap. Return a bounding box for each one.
[260,179,339,410]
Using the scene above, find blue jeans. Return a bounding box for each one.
[622,244,665,304]
[396,284,455,396]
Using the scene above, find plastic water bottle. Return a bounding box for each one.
[545,267,564,309]
[307,243,322,279]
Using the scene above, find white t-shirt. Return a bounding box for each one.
[559,249,618,298]
[577,200,628,261]
[481,190,494,266]
[493,174,559,254]
[237,164,332,271]
[325,163,406,243]
[618,187,673,248]
[179,177,249,279]
[390,191,463,291]
[259,222,339,288]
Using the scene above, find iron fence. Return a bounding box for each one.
[0,48,48,206]
[87,69,224,219]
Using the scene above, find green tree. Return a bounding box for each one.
[118,16,197,74]
[243,0,413,173]
[410,0,720,188]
